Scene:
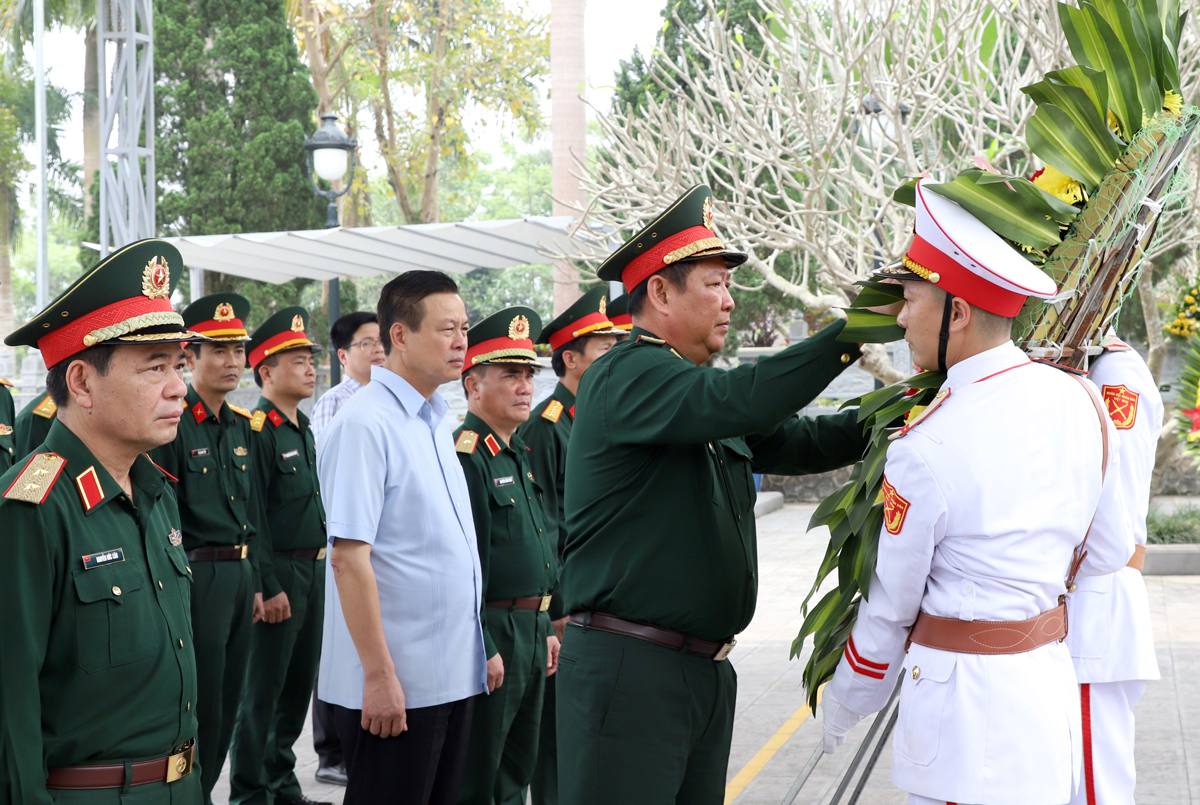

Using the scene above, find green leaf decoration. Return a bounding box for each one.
[923,170,1066,250]
[1028,102,1113,187]
[893,178,918,207]
[1058,1,1143,138]
[1047,65,1113,120]
[852,280,906,308]
[839,309,904,344]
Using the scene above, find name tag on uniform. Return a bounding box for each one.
[82,548,125,570]
[281,449,299,460]
[493,476,515,487]
[190,447,210,457]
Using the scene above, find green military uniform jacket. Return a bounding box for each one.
[0,379,15,472]
[150,387,257,553]
[15,393,56,460]
[562,321,870,643]
[0,420,200,804]
[454,412,556,659]
[248,397,326,599]
[515,382,574,620]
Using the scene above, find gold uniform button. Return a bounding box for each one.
[112,586,122,596]
[178,639,184,648]
[202,467,208,474]
[186,701,191,711]
[912,666,920,680]
[243,525,248,531]
[840,353,851,364]
[158,580,164,590]
[230,496,235,501]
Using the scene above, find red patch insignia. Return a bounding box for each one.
[881,475,910,535]
[483,434,501,457]
[75,466,105,512]
[568,405,575,419]
[267,410,284,428]
[192,401,207,424]
[1101,384,1139,430]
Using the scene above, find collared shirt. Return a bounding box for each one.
[249,397,327,599]
[562,321,866,642]
[317,365,487,710]
[309,376,364,440]
[454,412,555,658]
[150,386,256,551]
[0,420,200,804]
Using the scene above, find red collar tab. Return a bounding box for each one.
[267,409,284,427]
[74,465,106,512]
[192,401,208,423]
[483,433,501,457]
[568,405,576,419]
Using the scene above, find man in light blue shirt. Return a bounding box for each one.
[316,271,487,805]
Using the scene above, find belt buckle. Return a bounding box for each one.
[165,743,195,783]
[316,547,328,560]
[539,594,552,612]
[713,639,736,662]
[239,544,248,560]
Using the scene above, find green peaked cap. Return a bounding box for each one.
[464,305,542,373]
[607,293,631,329]
[538,286,624,349]
[4,238,209,368]
[596,184,748,289]
[247,306,323,370]
[183,293,252,342]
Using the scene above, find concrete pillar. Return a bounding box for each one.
[551,0,587,316]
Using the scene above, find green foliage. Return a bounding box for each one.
[1146,505,1200,544]
[11,210,86,324]
[0,106,29,187]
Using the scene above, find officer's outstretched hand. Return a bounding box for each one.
[262,591,292,623]
[487,653,505,692]
[362,671,406,738]
[821,689,864,754]
[546,635,561,677]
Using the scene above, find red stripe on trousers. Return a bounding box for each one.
[1082,683,1097,805]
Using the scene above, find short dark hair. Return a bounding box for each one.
[551,337,587,377]
[45,344,118,407]
[186,341,245,359]
[331,311,379,352]
[378,271,459,355]
[253,353,281,388]
[627,261,698,317]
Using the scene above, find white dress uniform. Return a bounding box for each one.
[1065,342,1162,805]
[822,180,1135,805]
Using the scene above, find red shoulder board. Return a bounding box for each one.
[3,452,66,504]
[1101,384,1139,430]
[483,433,501,457]
[145,453,179,482]
[74,465,106,512]
[267,409,284,428]
[192,401,207,424]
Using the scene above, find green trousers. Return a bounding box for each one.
[459,608,549,805]
[529,672,558,805]
[44,776,201,804]
[555,623,736,805]
[191,557,254,805]
[229,555,324,805]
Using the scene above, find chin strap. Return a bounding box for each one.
[937,291,954,373]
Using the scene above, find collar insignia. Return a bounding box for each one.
[192,401,207,423]
[75,465,105,512]
[267,409,284,428]
[483,433,501,457]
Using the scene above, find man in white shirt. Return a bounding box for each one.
[821,180,1133,805]
[316,271,488,805]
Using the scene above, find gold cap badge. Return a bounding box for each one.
[508,315,530,341]
[142,257,171,300]
[290,315,304,332]
[702,197,714,231]
[214,302,235,321]
[599,296,607,316]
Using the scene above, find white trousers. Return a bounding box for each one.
[1069,680,1145,805]
[908,796,983,805]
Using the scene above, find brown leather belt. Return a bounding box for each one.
[275,547,327,560]
[569,612,736,661]
[186,544,248,562]
[906,604,1067,655]
[488,595,552,612]
[1127,544,1146,572]
[46,742,195,789]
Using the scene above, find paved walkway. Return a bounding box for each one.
[211,503,1199,804]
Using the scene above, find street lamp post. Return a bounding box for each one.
[303,113,357,386]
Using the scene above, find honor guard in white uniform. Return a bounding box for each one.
[821,180,1135,805]
[1066,338,1161,805]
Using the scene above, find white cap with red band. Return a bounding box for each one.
[880,179,1058,317]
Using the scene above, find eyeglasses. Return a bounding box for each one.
[348,339,384,351]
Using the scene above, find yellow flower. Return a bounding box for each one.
[1032,164,1086,204]
[1107,108,1121,134]
[1187,295,1195,304]
[1164,90,1184,115]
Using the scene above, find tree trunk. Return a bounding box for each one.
[418,4,449,225]
[83,25,100,221]
[1138,264,1168,383]
[550,0,586,315]
[0,183,13,370]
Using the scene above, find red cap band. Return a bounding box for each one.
[548,311,615,351]
[621,226,718,291]
[37,295,175,368]
[249,330,315,369]
[906,234,1028,317]
[464,335,537,374]
[190,318,247,339]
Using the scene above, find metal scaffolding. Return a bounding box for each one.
[97,0,155,257]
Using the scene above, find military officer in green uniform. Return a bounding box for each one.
[229,306,330,805]
[516,287,623,805]
[14,389,57,459]
[557,185,875,805]
[0,375,15,471]
[454,307,560,805]
[150,293,258,805]
[0,239,207,803]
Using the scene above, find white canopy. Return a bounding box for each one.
[160,216,595,284]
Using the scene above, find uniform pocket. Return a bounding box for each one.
[275,457,310,499]
[895,647,957,766]
[1068,574,1112,660]
[488,482,520,544]
[718,438,757,515]
[73,565,155,672]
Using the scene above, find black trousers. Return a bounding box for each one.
[331,698,474,805]
[311,673,342,769]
